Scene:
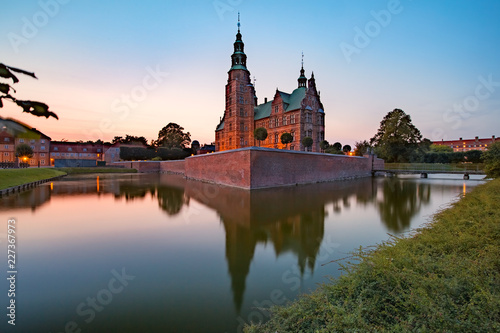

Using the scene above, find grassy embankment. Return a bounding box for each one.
[0,167,137,190]
[246,178,500,332]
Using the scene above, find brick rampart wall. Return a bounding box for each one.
[185,147,383,189]
[114,148,384,189]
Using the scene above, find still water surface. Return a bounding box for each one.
[0,173,485,333]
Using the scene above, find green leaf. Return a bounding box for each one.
[15,100,58,119]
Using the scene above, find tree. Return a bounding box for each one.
[254,127,268,146]
[354,140,370,156]
[155,123,191,149]
[302,137,313,151]
[464,150,482,164]
[113,135,148,146]
[0,63,58,119]
[343,145,352,153]
[332,142,342,151]
[319,140,329,152]
[482,142,500,178]
[370,109,423,162]
[16,143,33,160]
[430,144,453,153]
[280,133,293,148]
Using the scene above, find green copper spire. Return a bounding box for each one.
[298,52,307,88]
[230,12,247,71]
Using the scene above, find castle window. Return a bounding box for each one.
[290,114,295,124]
[4,138,9,142]
[240,84,244,92]
[307,130,312,137]
[229,123,232,131]
[290,145,294,151]
[240,122,244,131]
[274,133,278,144]
[283,116,287,126]
[291,130,295,141]
[19,139,24,143]
[240,108,244,116]
[229,138,232,146]
[305,113,312,123]
[275,105,279,113]
[229,108,232,117]
[269,119,273,128]
[239,96,244,104]
[240,137,244,146]
[275,117,279,127]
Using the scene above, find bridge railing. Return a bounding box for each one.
[382,163,484,172]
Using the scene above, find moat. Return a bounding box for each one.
[0,173,485,332]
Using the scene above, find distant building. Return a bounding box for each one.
[215,19,325,152]
[102,142,148,164]
[197,144,215,155]
[433,136,499,152]
[50,141,106,166]
[0,116,51,166]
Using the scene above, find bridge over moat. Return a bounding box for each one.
[374,164,486,180]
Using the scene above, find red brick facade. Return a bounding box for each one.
[0,117,51,166]
[215,25,325,152]
[433,136,498,152]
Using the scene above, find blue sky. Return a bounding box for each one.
[1,0,499,145]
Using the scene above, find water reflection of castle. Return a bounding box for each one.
[2,174,439,312]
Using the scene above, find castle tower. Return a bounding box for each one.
[298,53,307,88]
[219,14,256,150]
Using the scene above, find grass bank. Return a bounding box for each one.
[56,167,137,175]
[0,168,66,190]
[246,179,500,332]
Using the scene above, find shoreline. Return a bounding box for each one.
[0,167,137,196]
[245,178,500,332]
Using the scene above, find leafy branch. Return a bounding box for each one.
[0,63,58,119]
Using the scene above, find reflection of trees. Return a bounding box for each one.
[377,179,431,232]
[156,186,188,216]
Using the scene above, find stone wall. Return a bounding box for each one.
[186,149,252,188]
[114,148,384,189]
[113,161,160,173]
[185,147,383,189]
[160,160,185,174]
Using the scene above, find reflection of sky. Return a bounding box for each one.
[0,174,485,332]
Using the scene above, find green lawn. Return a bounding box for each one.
[245,178,500,332]
[0,168,67,189]
[0,167,137,189]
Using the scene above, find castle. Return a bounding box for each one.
[215,19,325,152]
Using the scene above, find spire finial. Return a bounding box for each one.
[237,12,240,32]
[301,51,304,69]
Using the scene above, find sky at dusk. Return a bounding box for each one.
[1,0,499,146]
